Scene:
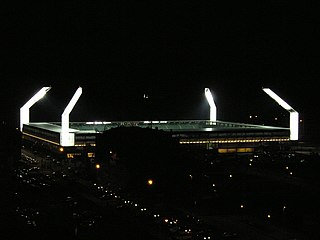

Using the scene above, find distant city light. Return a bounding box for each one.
[85,121,112,125]
[147,179,153,185]
[95,164,101,169]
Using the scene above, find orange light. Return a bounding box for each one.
[59,147,64,152]
[147,179,153,186]
[95,164,100,169]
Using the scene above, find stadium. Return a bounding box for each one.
[20,87,295,162]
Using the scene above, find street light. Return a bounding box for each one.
[147,179,153,186]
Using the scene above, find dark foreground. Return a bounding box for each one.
[0,174,158,240]
[1,147,320,240]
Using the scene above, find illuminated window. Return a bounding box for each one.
[67,153,81,158]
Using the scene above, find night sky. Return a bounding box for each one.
[1,2,319,140]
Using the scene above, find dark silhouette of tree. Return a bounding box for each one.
[96,126,192,196]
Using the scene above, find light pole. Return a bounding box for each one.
[262,88,299,141]
[20,87,51,131]
[204,88,217,124]
[60,87,82,146]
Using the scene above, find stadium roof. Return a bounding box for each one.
[27,120,289,134]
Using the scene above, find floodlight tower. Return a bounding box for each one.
[60,87,82,146]
[20,87,52,131]
[204,88,217,123]
[262,88,299,141]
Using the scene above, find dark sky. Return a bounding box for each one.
[1,2,319,139]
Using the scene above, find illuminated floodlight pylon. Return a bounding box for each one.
[20,87,52,131]
[262,88,299,141]
[60,86,82,146]
[204,88,217,123]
